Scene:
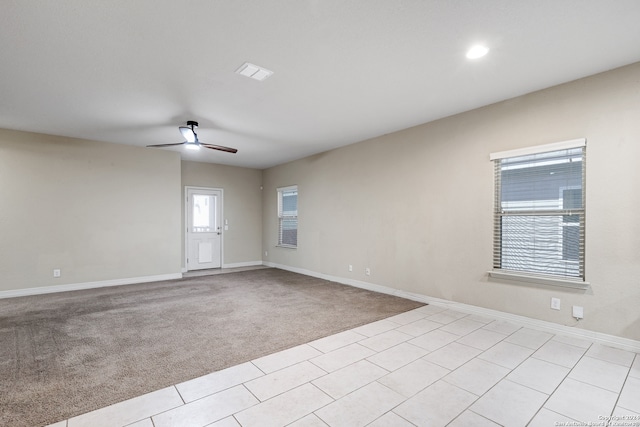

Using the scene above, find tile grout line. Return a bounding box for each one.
[350,311,508,425]
[250,360,268,376]
[602,353,638,423]
[308,382,337,425]
[295,320,407,424]
[458,409,502,427]
[437,328,515,425]
[388,410,419,427]
[173,385,186,405]
[421,315,547,426]
[526,340,594,425]
[467,327,568,425]
[506,329,630,424]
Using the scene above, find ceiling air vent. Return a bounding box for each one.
[235,62,273,81]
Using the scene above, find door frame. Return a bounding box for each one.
[184,186,224,271]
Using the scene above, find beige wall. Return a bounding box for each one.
[181,160,262,268]
[263,62,640,340]
[0,129,182,291]
[0,132,263,293]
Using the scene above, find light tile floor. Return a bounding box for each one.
[47,305,640,427]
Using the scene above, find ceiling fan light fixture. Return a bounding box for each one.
[466,44,489,59]
[179,125,197,143]
[185,143,200,150]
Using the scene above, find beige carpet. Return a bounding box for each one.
[0,268,424,427]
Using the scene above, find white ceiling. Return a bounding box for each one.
[2,1,640,169]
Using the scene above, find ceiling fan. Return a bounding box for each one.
[146,121,238,153]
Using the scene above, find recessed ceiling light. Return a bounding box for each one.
[236,62,273,81]
[466,45,489,59]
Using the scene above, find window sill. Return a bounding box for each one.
[276,244,297,249]
[488,270,590,290]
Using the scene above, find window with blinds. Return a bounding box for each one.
[277,185,298,248]
[491,140,586,281]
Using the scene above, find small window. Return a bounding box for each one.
[277,185,298,248]
[490,140,586,283]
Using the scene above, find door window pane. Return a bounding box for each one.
[192,194,217,233]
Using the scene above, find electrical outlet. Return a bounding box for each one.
[53,269,61,278]
[365,267,371,276]
[264,251,268,257]
[572,306,584,319]
[551,297,561,310]
[348,265,353,272]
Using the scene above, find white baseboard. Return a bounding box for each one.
[181,261,263,273]
[264,262,640,353]
[223,261,264,269]
[0,273,183,299]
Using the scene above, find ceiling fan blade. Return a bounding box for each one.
[146,142,186,148]
[179,126,197,143]
[201,143,238,153]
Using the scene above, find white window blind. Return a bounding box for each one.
[492,140,586,281]
[277,186,298,248]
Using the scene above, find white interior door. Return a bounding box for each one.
[186,187,222,270]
